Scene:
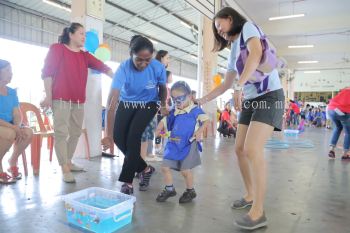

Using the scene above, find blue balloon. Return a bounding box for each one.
[85,31,99,53]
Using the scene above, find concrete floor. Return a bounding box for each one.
[0,128,349,233]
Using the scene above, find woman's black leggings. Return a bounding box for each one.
[114,101,158,183]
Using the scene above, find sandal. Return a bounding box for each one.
[8,166,22,180]
[328,150,335,159]
[341,154,350,160]
[0,172,17,184]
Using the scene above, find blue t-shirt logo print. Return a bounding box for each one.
[145,81,156,89]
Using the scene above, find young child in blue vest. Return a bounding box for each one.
[155,81,209,203]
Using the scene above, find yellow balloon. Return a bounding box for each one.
[213,74,222,86]
[99,43,110,49]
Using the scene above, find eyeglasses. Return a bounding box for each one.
[171,94,188,105]
[132,54,152,64]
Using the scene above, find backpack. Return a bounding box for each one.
[236,24,279,83]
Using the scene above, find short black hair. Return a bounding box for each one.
[171,81,191,95]
[129,35,154,56]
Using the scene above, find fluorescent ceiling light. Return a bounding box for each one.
[181,21,198,33]
[190,55,198,60]
[43,0,71,12]
[288,45,314,48]
[298,61,319,64]
[304,71,321,74]
[181,21,192,29]
[269,14,305,21]
[149,39,158,45]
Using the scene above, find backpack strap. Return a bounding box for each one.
[253,24,265,38]
[240,23,266,49]
[189,106,205,127]
[239,31,246,49]
[189,106,205,120]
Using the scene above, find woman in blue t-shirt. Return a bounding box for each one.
[101,36,167,195]
[197,7,284,230]
[0,59,33,184]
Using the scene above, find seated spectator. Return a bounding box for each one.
[0,59,33,184]
[313,108,322,127]
[217,102,236,138]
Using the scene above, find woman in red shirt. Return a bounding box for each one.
[327,87,350,160]
[41,23,113,183]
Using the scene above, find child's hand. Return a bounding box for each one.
[193,130,203,142]
[155,121,165,138]
[155,128,163,138]
[160,106,169,116]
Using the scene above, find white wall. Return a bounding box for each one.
[294,69,350,92]
[0,38,47,105]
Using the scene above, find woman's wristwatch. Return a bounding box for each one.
[233,83,243,91]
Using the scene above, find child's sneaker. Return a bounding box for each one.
[328,150,335,159]
[139,165,155,191]
[341,154,350,160]
[179,189,196,203]
[156,188,177,202]
[121,183,134,195]
[0,172,16,184]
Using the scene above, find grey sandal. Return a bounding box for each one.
[235,213,268,230]
[231,198,253,209]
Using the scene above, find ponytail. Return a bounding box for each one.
[58,22,84,44]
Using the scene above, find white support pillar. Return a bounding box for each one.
[197,15,203,98]
[71,0,105,158]
[200,15,218,137]
[195,0,222,137]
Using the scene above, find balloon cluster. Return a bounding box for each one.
[85,30,111,62]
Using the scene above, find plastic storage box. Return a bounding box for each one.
[62,187,136,233]
[284,129,299,137]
